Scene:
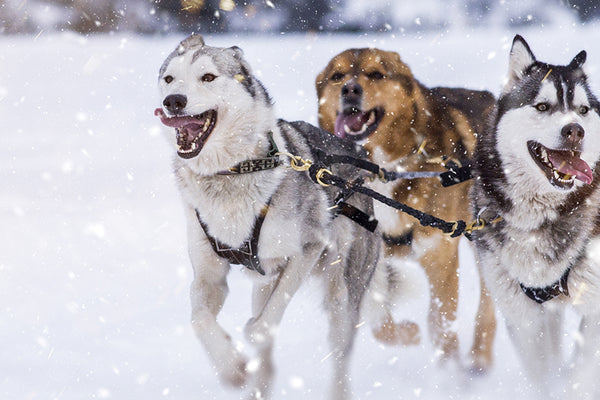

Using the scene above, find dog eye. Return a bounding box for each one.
[579,105,590,115]
[330,72,344,81]
[164,75,174,84]
[535,103,550,112]
[201,73,216,82]
[366,71,385,80]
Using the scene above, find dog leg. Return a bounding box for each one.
[244,244,325,394]
[246,279,280,400]
[506,308,565,393]
[190,268,249,387]
[418,233,460,363]
[323,267,360,400]
[468,265,497,374]
[186,207,248,388]
[366,260,421,346]
[571,316,600,399]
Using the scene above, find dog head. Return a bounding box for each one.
[495,35,600,193]
[155,34,273,174]
[316,48,419,158]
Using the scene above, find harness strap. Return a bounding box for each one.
[308,163,468,238]
[195,204,270,276]
[382,230,413,247]
[335,201,378,232]
[313,149,473,187]
[520,268,571,304]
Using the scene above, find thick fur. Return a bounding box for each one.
[155,35,393,400]
[472,35,600,398]
[316,48,497,370]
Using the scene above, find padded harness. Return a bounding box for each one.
[195,204,270,276]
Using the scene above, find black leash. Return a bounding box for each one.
[277,149,477,239]
[312,150,473,187]
[308,164,469,238]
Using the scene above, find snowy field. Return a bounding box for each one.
[2,23,600,399]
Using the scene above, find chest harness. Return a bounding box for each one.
[194,132,376,276]
[520,268,570,304]
[472,207,571,304]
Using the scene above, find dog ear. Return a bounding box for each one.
[228,45,244,59]
[569,50,587,69]
[503,35,536,93]
[225,46,249,73]
[388,51,413,78]
[178,34,205,53]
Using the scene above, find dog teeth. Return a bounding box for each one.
[552,169,574,183]
[178,141,198,153]
[367,110,376,125]
[203,116,211,132]
[541,148,548,163]
[345,123,369,135]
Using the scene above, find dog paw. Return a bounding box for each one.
[467,354,492,376]
[245,317,276,348]
[218,354,249,388]
[372,319,421,346]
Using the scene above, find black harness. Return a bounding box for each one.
[520,268,571,304]
[194,133,280,276]
[195,205,270,276]
[195,132,377,275]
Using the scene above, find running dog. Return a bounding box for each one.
[155,34,402,400]
[316,48,497,371]
[471,35,600,397]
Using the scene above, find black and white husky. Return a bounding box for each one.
[154,34,403,400]
[472,35,600,397]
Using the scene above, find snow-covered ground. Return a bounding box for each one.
[2,24,599,399]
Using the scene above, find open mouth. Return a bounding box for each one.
[334,106,384,141]
[154,108,217,159]
[527,140,593,190]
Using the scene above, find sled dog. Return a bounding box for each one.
[317,48,497,370]
[155,34,399,400]
[472,35,600,397]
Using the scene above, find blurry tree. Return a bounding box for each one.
[274,0,332,31]
[154,0,229,33]
[567,0,600,21]
[0,0,598,35]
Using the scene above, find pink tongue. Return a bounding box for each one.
[154,108,198,128]
[334,112,368,138]
[548,152,594,184]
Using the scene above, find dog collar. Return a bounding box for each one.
[218,131,280,175]
[520,268,570,304]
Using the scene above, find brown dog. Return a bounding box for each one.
[316,48,497,371]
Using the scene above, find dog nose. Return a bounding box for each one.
[341,81,363,97]
[163,94,187,114]
[561,122,585,144]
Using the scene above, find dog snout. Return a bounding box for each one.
[163,94,187,115]
[341,80,363,97]
[340,80,363,111]
[561,122,585,146]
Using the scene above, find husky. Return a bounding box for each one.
[154,34,401,400]
[472,35,600,397]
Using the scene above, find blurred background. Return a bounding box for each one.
[2,2,600,399]
[2,0,599,35]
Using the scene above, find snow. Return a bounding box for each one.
[2,24,599,399]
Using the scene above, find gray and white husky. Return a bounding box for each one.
[472,35,600,397]
[154,34,400,400]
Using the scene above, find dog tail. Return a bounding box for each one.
[362,259,421,346]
